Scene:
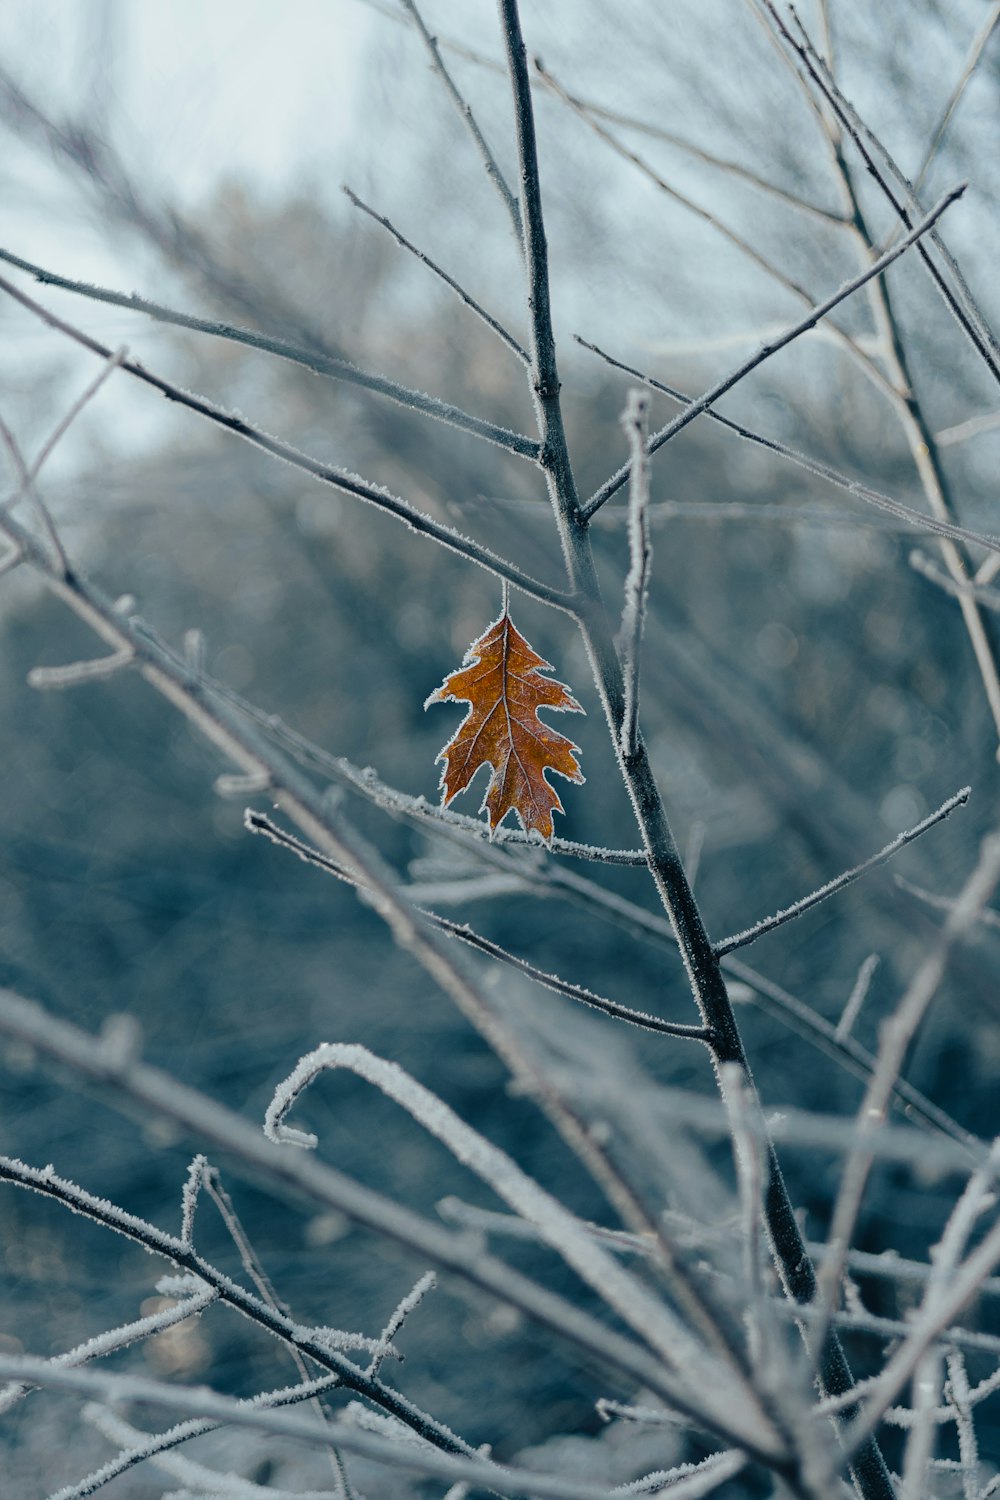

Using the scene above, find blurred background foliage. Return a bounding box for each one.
[1,0,999,1491]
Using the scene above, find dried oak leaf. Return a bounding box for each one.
[425,609,584,841]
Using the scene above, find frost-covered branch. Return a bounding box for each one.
[617,392,652,760]
[399,0,523,240]
[714,787,970,956]
[0,1278,217,1416]
[342,188,527,360]
[761,1,1000,388]
[0,1153,464,1455]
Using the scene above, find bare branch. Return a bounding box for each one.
[0,1280,217,1417]
[27,644,135,690]
[847,1152,1000,1453]
[946,1350,981,1500]
[536,55,886,398]
[0,1152,471,1458]
[0,410,71,577]
[714,787,971,956]
[0,1355,648,1500]
[910,549,1000,612]
[26,343,128,485]
[263,1043,728,1388]
[617,393,652,760]
[894,873,1000,933]
[399,0,522,240]
[342,187,528,361]
[533,62,843,226]
[366,1271,436,1379]
[836,954,880,1042]
[914,1,1000,192]
[498,0,584,527]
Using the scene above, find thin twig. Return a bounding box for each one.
[946,1350,981,1500]
[0,409,71,577]
[894,873,1000,933]
[767,1,1000,745]
[533,65,843,226]
[536,55,891,407]
[835,955,880,1042]
[365,1271,437,1379]
[583,183,966,517]
[900,1349,943,1500]
[26,344,128,485]
[197,1161,355,1498]
[342,187,528,361]
[720,1064,772,1369]
[846,1152,1000,1454]
[714,787,970,957]
[0,1154,470,1457]
[0,246,539,459]
[785,3,1000,743]
[617,391,652,759]
[0,1281,217,1417]
[264,1043,722,1382]
[910,549,1000,613]
[914,1,1000,193]
[399,0,523,240]
[27,644,135,690]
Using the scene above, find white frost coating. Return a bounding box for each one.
[263,1045,739,1408]
[612,1449,744,1497]
[0,1280,217,1414]
[343,1398,433,1448]
[289,1323,400,1361]
[86,1404,276,1497]
[156,1274,208,1296]
[595,1398,683,1427]
[180,1154,209,1247]
[88,1403,357,1499]
[367,1270,436,1376]
[0,1152,187,1253]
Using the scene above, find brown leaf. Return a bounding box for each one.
[425,609,585,841]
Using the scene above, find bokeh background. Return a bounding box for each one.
[1,1,999,1492]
